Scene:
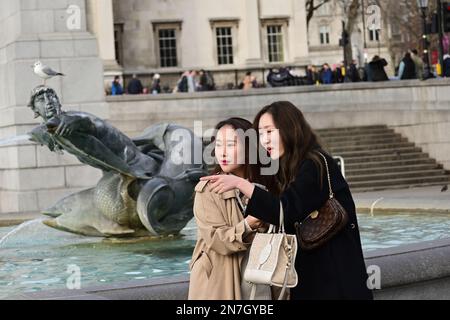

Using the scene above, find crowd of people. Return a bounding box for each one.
[110,73,163,96]
[304,49,450,85]
[108,50,450,96]
[110,70,216,96]
[173,69,216,93]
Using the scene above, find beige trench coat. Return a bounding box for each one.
[188,180,254,300]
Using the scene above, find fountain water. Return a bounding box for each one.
[0,212,449,299]
[0,219,44,247]
[0,134,32,147]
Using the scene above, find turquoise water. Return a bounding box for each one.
[0,213,449,299]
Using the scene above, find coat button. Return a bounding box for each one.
[350,223,356,229]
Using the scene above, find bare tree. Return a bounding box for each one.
[338,0,360,64]
[373,0,438,68]
[306,0,332,28]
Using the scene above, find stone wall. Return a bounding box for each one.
[0,0,107,216]
[112,0,309,73]
[107,79,450,170]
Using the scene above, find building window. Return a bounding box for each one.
[216,27,234,65]
[158,28,178,67]
[369,29,380,42]
[114,24,124,65]
[319,26,330,45]
[267,25,284,63]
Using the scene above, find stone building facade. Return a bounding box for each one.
[111,0,310,90]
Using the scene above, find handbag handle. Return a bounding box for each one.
[317,151,334,199]
[279,201,285,233]
[267,201,285,234]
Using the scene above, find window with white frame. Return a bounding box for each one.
[319,25,330,45]
[216,27,234,65]
[369,28,380,42]
[267,25,284,63]
[153,22,181,68]
[158,28,178,67]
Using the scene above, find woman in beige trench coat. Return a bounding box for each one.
[188,118,267,300]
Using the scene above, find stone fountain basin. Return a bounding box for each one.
[1,212,449,300]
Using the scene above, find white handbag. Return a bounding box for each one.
[243,202,298,300]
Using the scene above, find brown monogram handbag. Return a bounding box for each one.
[294,152,349,251]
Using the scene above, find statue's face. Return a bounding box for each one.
[29,88,61,122]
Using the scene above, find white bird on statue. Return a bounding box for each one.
[32,61,65,85]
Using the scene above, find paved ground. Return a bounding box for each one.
[353,185,450,214]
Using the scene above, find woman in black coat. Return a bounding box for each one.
[201,101,373,300]
[369,55,389,82]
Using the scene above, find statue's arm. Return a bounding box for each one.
[51,113,97,137]
[29,125,58,152]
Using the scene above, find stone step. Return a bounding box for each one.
[324,137,408,148]
[347,169,447,182]
[316,125,388,134]
[346,163,442,175]
[318,127,395,138]
[343,152,429,164]
[322,133,402,144]
[351,181,450,193]
[344,158,437,170]
[336,146,422,158]
[329,142,415,153]
[349,175,450,189]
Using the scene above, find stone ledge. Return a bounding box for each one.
[0,211,41,227]
[13,238,450,300]
[106,79,450,103]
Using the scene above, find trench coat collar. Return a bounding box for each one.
[220,189,238,200]
[195,180,238,199]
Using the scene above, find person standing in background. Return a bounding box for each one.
[111,76,123,96]
[410,49,424,80]
[127,74,144,94]
[150,73,161,94]
[369,56,389,82]
[187,70,197,93]
[242,72,257,90]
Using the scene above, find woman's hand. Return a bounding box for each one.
[245,215,265,230]
[200,174,255,198]
[200,174,242,194]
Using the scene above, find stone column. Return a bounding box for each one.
[0,0,107,219]
[291,0,310,65]
[243,0,264,67]
[86,0,122,87]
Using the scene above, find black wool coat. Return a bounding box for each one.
[246,151,374,300]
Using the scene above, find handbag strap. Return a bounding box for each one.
[279,201,285,234]
[317,151,334,199]
[267,201,285,234]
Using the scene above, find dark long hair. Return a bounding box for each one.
[211,117,266,185]
[253,101,326,194]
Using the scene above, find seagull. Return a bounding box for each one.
[32,61,65,85]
